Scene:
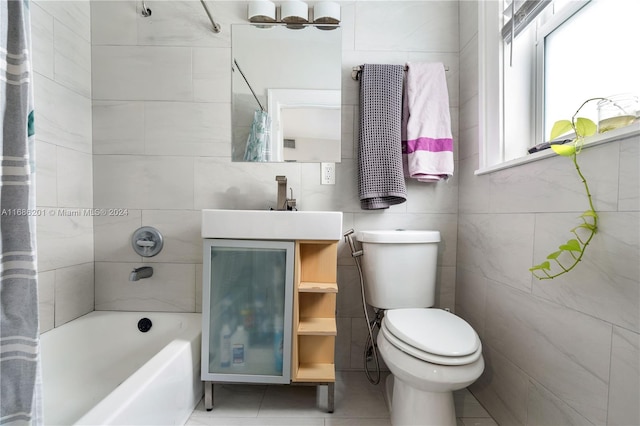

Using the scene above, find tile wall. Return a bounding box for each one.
[88,0,460,372]
[32,1,94,332]
[457,2,639,425]
[30,1,639,425]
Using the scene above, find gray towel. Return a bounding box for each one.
[358,64,407,210]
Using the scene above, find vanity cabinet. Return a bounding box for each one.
[201,239,295,385]
[201,237,339,412]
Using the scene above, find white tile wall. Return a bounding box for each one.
[608,326,640,425]
[457,2,640,424]
[30,3,54,80]
[485,283,612,424]
[488,143,620,213]
[33,0,94,331]
[92,46,193,101]
[532,211,640,332]
[34,3,638,424]
[33,74,92,154]
[144,101,231,157]
[526,380,594,426]
[37,270,55,333]
[93,155,195,210]
[354,2,458,52]
[471,345,530,426]
[36,215,94,271]
[54,21,92,98]
[56,147,93,207]
[94,262,196,312]
[94,210,144,263]
[92,101,145,155]
[140,210,202,264]
[35,141,57,207]
[88,1,461,372]
[35,1,91,43]
[54,263,95,327]
[618,136,640,211]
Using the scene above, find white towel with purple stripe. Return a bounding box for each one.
[402,62,454,182]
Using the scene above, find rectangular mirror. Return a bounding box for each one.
[231,24,342,163]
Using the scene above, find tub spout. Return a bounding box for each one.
[129,266,153,281]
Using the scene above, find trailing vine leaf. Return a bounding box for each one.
[559,239,582,253]
[572,223,596,232]
[546,251,562,260]
[575,117,597,137]
[530,261,551,271]
[550,120,573,140]
[551,144,576,156]
[580,210,597,218]
[531,98,605,280]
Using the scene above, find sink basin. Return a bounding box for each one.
[201,209,343,240]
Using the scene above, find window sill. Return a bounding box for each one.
[475,122,640,176]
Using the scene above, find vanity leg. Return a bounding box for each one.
[327,382,335,413]
[204,381,214,411]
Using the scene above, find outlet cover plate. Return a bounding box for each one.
[321,162,335,185]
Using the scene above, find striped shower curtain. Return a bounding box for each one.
[0,1,42,425]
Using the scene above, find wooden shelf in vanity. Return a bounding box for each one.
[298,317,337,335]
[296,363,336,382]
[292,240,338,383]
[299,281,338,293]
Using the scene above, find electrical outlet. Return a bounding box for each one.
[321,162,336,185]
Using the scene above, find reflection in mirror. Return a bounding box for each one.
[231,24,342,162]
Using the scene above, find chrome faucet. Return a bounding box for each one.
[275,175,287,210]
[129,266,153,281]
[275,176,297,211]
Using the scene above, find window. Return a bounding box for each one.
[541,1,640,136]
[478,0,640,171]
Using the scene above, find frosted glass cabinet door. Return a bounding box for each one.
[201,239,294,384]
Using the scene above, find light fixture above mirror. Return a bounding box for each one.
[281,0,309,24]
[248,0,277,22]
[247,1,340,27]
[313,2,340,25]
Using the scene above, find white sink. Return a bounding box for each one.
[201,209,343,240]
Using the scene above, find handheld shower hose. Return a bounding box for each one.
[343,229,382,385]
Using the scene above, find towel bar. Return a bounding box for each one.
[351,64,449,81]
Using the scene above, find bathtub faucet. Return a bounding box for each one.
[129,266,153,281]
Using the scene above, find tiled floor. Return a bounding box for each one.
[186,372,497,426]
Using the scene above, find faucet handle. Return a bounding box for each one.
[136,239,155,247]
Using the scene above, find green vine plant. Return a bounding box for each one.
[530,98,606,280]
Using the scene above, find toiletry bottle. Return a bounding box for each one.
[220,323,231,368]
[231,325,248,367]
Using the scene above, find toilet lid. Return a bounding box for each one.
[384,308,480,357]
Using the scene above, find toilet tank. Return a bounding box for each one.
[356,230,440,309]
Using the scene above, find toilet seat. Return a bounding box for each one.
[382,308,482,366]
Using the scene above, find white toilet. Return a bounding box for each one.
[356,230,484,426]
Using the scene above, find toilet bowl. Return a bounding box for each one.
[378,308,484,426]
[355,230,484,426]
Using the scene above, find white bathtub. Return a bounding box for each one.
[40,311,202,426]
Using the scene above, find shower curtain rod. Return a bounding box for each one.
[139,0,221,33]
[200,0,221,33]
[233,59,265,111]
[351,64,449,81]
